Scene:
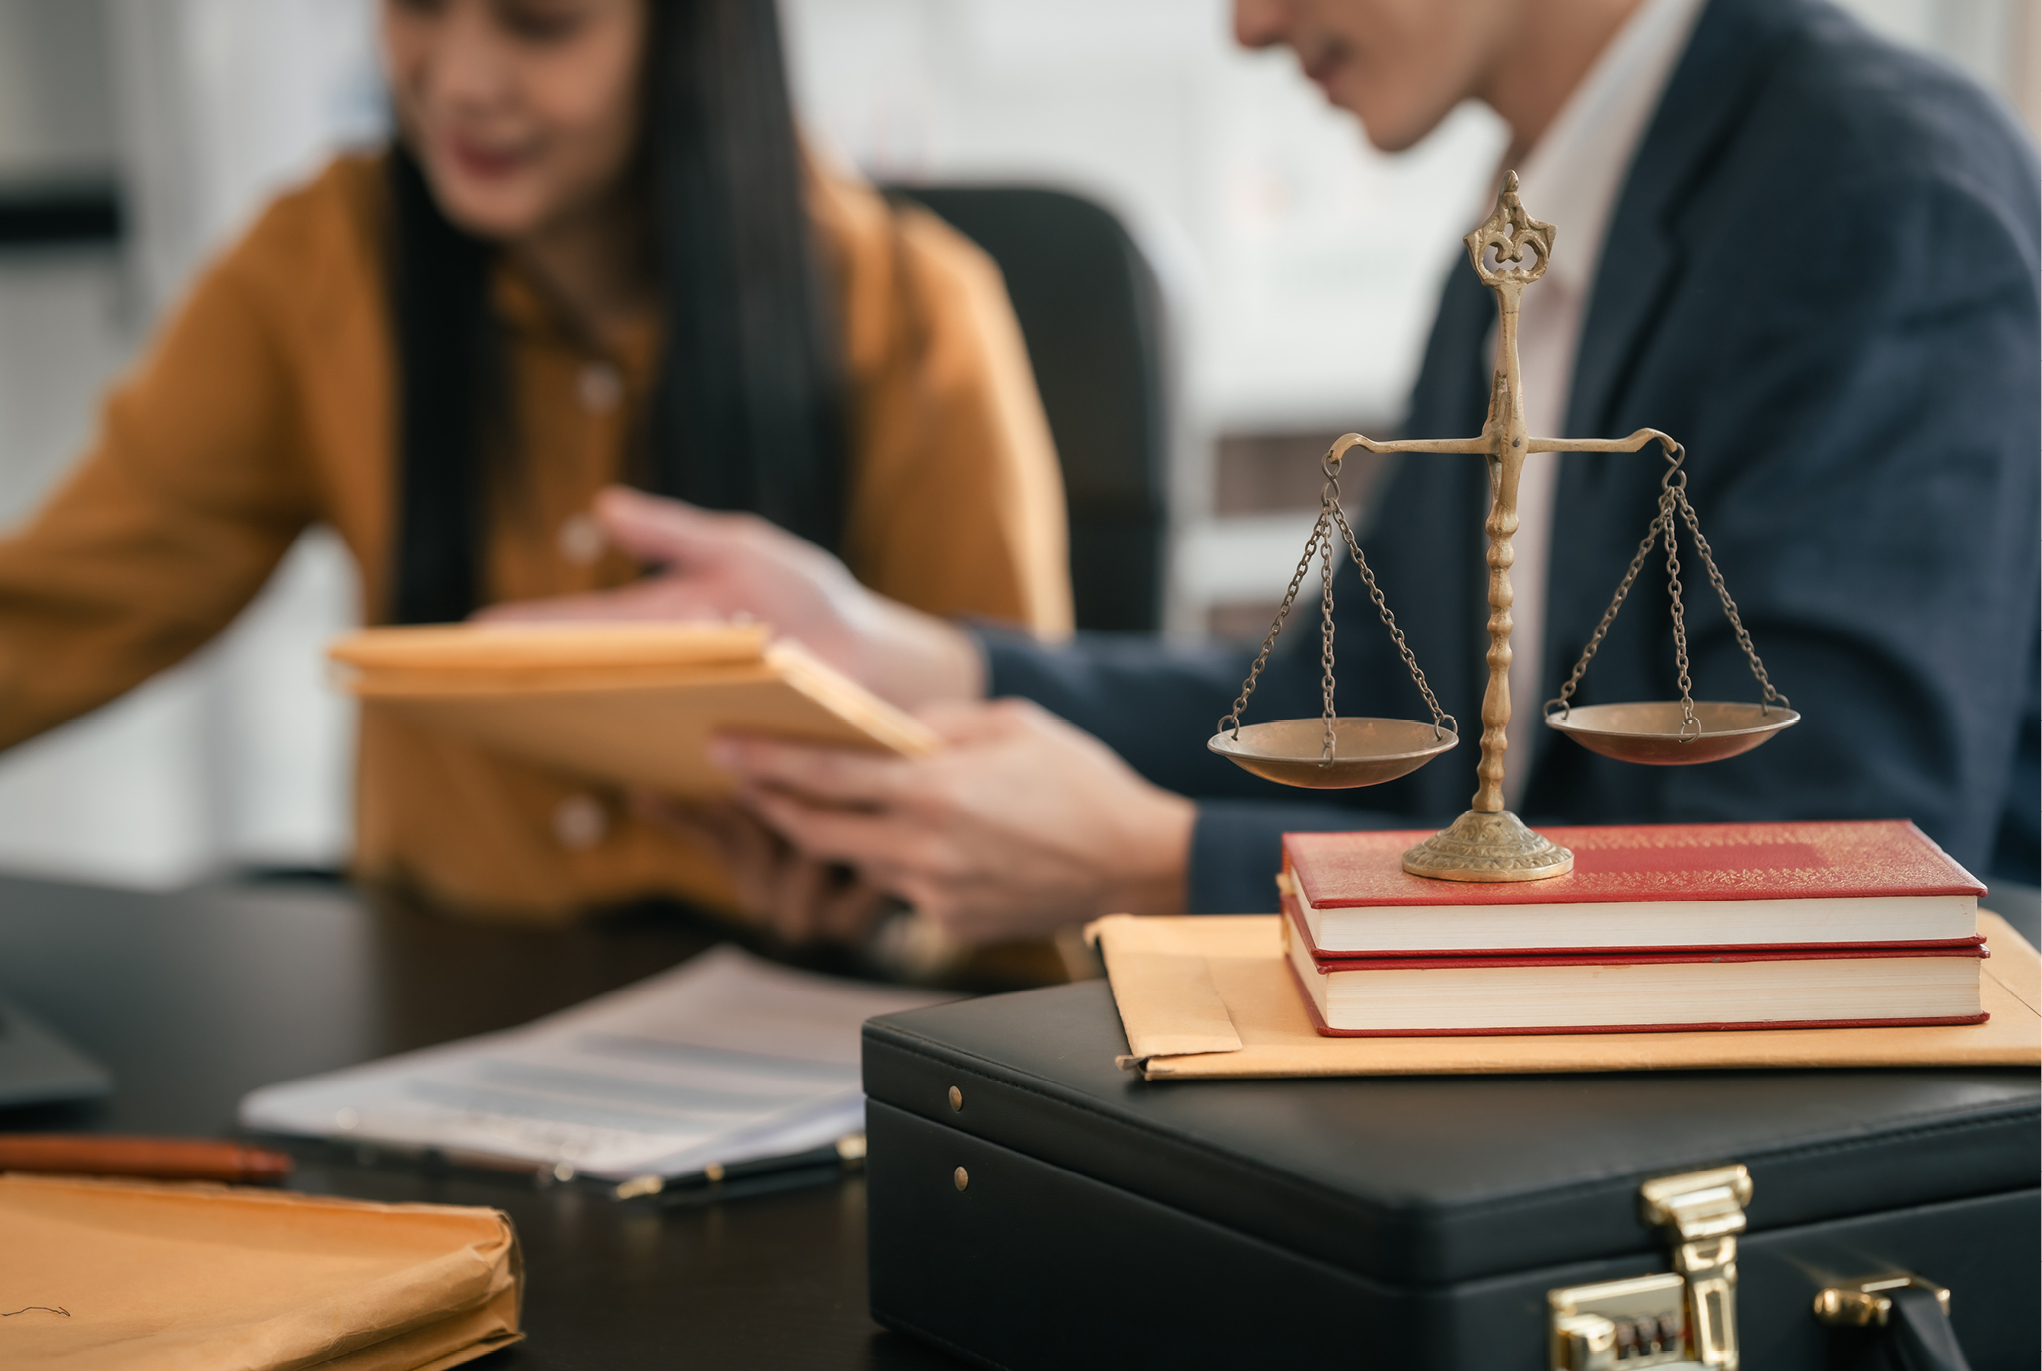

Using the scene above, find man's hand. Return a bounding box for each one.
[632,794,894,946]
[477,486,986,711]
[710,699,1197,946]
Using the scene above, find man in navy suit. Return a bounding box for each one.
[511,0,2040,943]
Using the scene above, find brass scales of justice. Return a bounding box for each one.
[1208,173,1799,882]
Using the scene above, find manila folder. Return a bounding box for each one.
[0,1174,521,1370]
[330,622,939,797]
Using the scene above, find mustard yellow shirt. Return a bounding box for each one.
[0,152,1072,919]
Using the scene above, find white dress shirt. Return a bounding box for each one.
[1495,0,1707,807]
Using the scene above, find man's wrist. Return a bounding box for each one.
[1107,789,1195,918]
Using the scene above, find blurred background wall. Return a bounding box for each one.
[0,0,2031,890]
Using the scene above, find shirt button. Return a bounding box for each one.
[577,362,622,414]
[557,511,605,566]
[553,793,608,851]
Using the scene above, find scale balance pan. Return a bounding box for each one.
[1544,700,1799,765]
[1207,717,1459,789]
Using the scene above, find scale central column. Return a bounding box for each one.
[1475,278,1527,816]
[1400,180,1573,883]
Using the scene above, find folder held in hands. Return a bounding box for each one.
[329,622,938,797]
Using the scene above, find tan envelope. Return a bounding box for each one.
[0,1174,521,1370]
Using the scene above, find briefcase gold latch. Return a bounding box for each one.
[1548,1164,1751,1371]
[1550,1272,1693,1369]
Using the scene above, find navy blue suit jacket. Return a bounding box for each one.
[983,0,2042,911]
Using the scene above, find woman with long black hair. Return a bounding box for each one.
[0,0,1071,919]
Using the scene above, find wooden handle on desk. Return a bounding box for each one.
[0,1135,293,1183]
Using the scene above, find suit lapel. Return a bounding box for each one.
[1538,0,1802,791]
[1407,254,1500,439]
[1565,0,1801,438]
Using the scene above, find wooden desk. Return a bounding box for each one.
[0,874,960,1369]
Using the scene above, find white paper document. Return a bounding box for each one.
[239,945,952,1180]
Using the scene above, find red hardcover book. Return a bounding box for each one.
[1281,820,1985,957]
[1280,893,1991,1036]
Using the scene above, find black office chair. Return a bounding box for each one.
[885,184,1171,632]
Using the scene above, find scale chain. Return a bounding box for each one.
[1547,504,1663,718]
[1218,454,1457,758]
[1319,519,1338,762]
[1673,489,1791,712]
[1547,443,1790,734]
[1218,510,1329,739]
[1663,490,1700,741]
[1328,500,1455,739]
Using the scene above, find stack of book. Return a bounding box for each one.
[1278,820,1990,1035]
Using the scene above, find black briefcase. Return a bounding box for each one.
[863,982,2038,1370]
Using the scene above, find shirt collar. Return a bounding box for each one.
[1513,0,1709,295]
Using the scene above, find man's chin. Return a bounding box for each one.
[1345,101,1440,156]
[1359,124,1427,155]
[1312,81,1397,151]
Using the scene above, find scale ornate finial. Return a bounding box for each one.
[1464,170,1555,290]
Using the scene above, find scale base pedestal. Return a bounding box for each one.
[1402,809,1573,882]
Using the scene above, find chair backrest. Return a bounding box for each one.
[885,184,1170,632]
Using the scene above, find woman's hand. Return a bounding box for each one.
[477,486,986,711]
[632,793,895,947]
[710,699,1197,947]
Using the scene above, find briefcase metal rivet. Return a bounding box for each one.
[948,1086,963,1111]
[952,1166,969,1191]
[1812,1274,1950,1328]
